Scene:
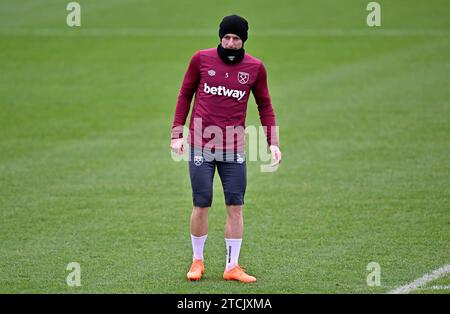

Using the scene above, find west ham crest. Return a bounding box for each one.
[194,155,204,166]
[237,72,249,84]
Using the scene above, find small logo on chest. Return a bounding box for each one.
[238,72,250,84]
[208,69,216,77]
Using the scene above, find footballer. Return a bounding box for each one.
[170,15,282,282]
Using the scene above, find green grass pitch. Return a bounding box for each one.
[0,0,449,293]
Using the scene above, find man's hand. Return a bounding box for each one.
[170,137,185,155]
[269,145,282,167]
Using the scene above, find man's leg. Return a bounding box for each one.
[218,161,256,282]
[190,206,208,262]
[187,150,215,281]
[224,205,245,274]
[191,206,209,237]
[225,205,243,239]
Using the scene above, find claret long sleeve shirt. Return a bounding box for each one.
[171,48,278,152]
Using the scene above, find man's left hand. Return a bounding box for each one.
[269,145,282,167]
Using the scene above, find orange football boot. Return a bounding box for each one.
[223,265,256,283]
[187,259,204,281]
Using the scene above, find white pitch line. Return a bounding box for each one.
[427,285,450,290]
[389,264,450,294]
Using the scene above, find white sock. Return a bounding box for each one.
[225,238,242,271]
[191,234,207,261]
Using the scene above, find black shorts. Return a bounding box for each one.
[189,147,246,207]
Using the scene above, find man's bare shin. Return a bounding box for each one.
[191,206,209,236]
[225,205,243,238]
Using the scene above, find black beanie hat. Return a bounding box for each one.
[219,15,249,42]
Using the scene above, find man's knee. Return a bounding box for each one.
[192,206,209,218]
[226,204,243,218]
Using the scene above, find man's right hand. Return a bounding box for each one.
[170,137,185,155]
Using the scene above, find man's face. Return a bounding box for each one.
[221,33,243,50]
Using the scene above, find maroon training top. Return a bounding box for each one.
[171,48,278,151]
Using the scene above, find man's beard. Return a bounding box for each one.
[217,44,245,64]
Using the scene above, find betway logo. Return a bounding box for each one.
[203,83,246,101]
